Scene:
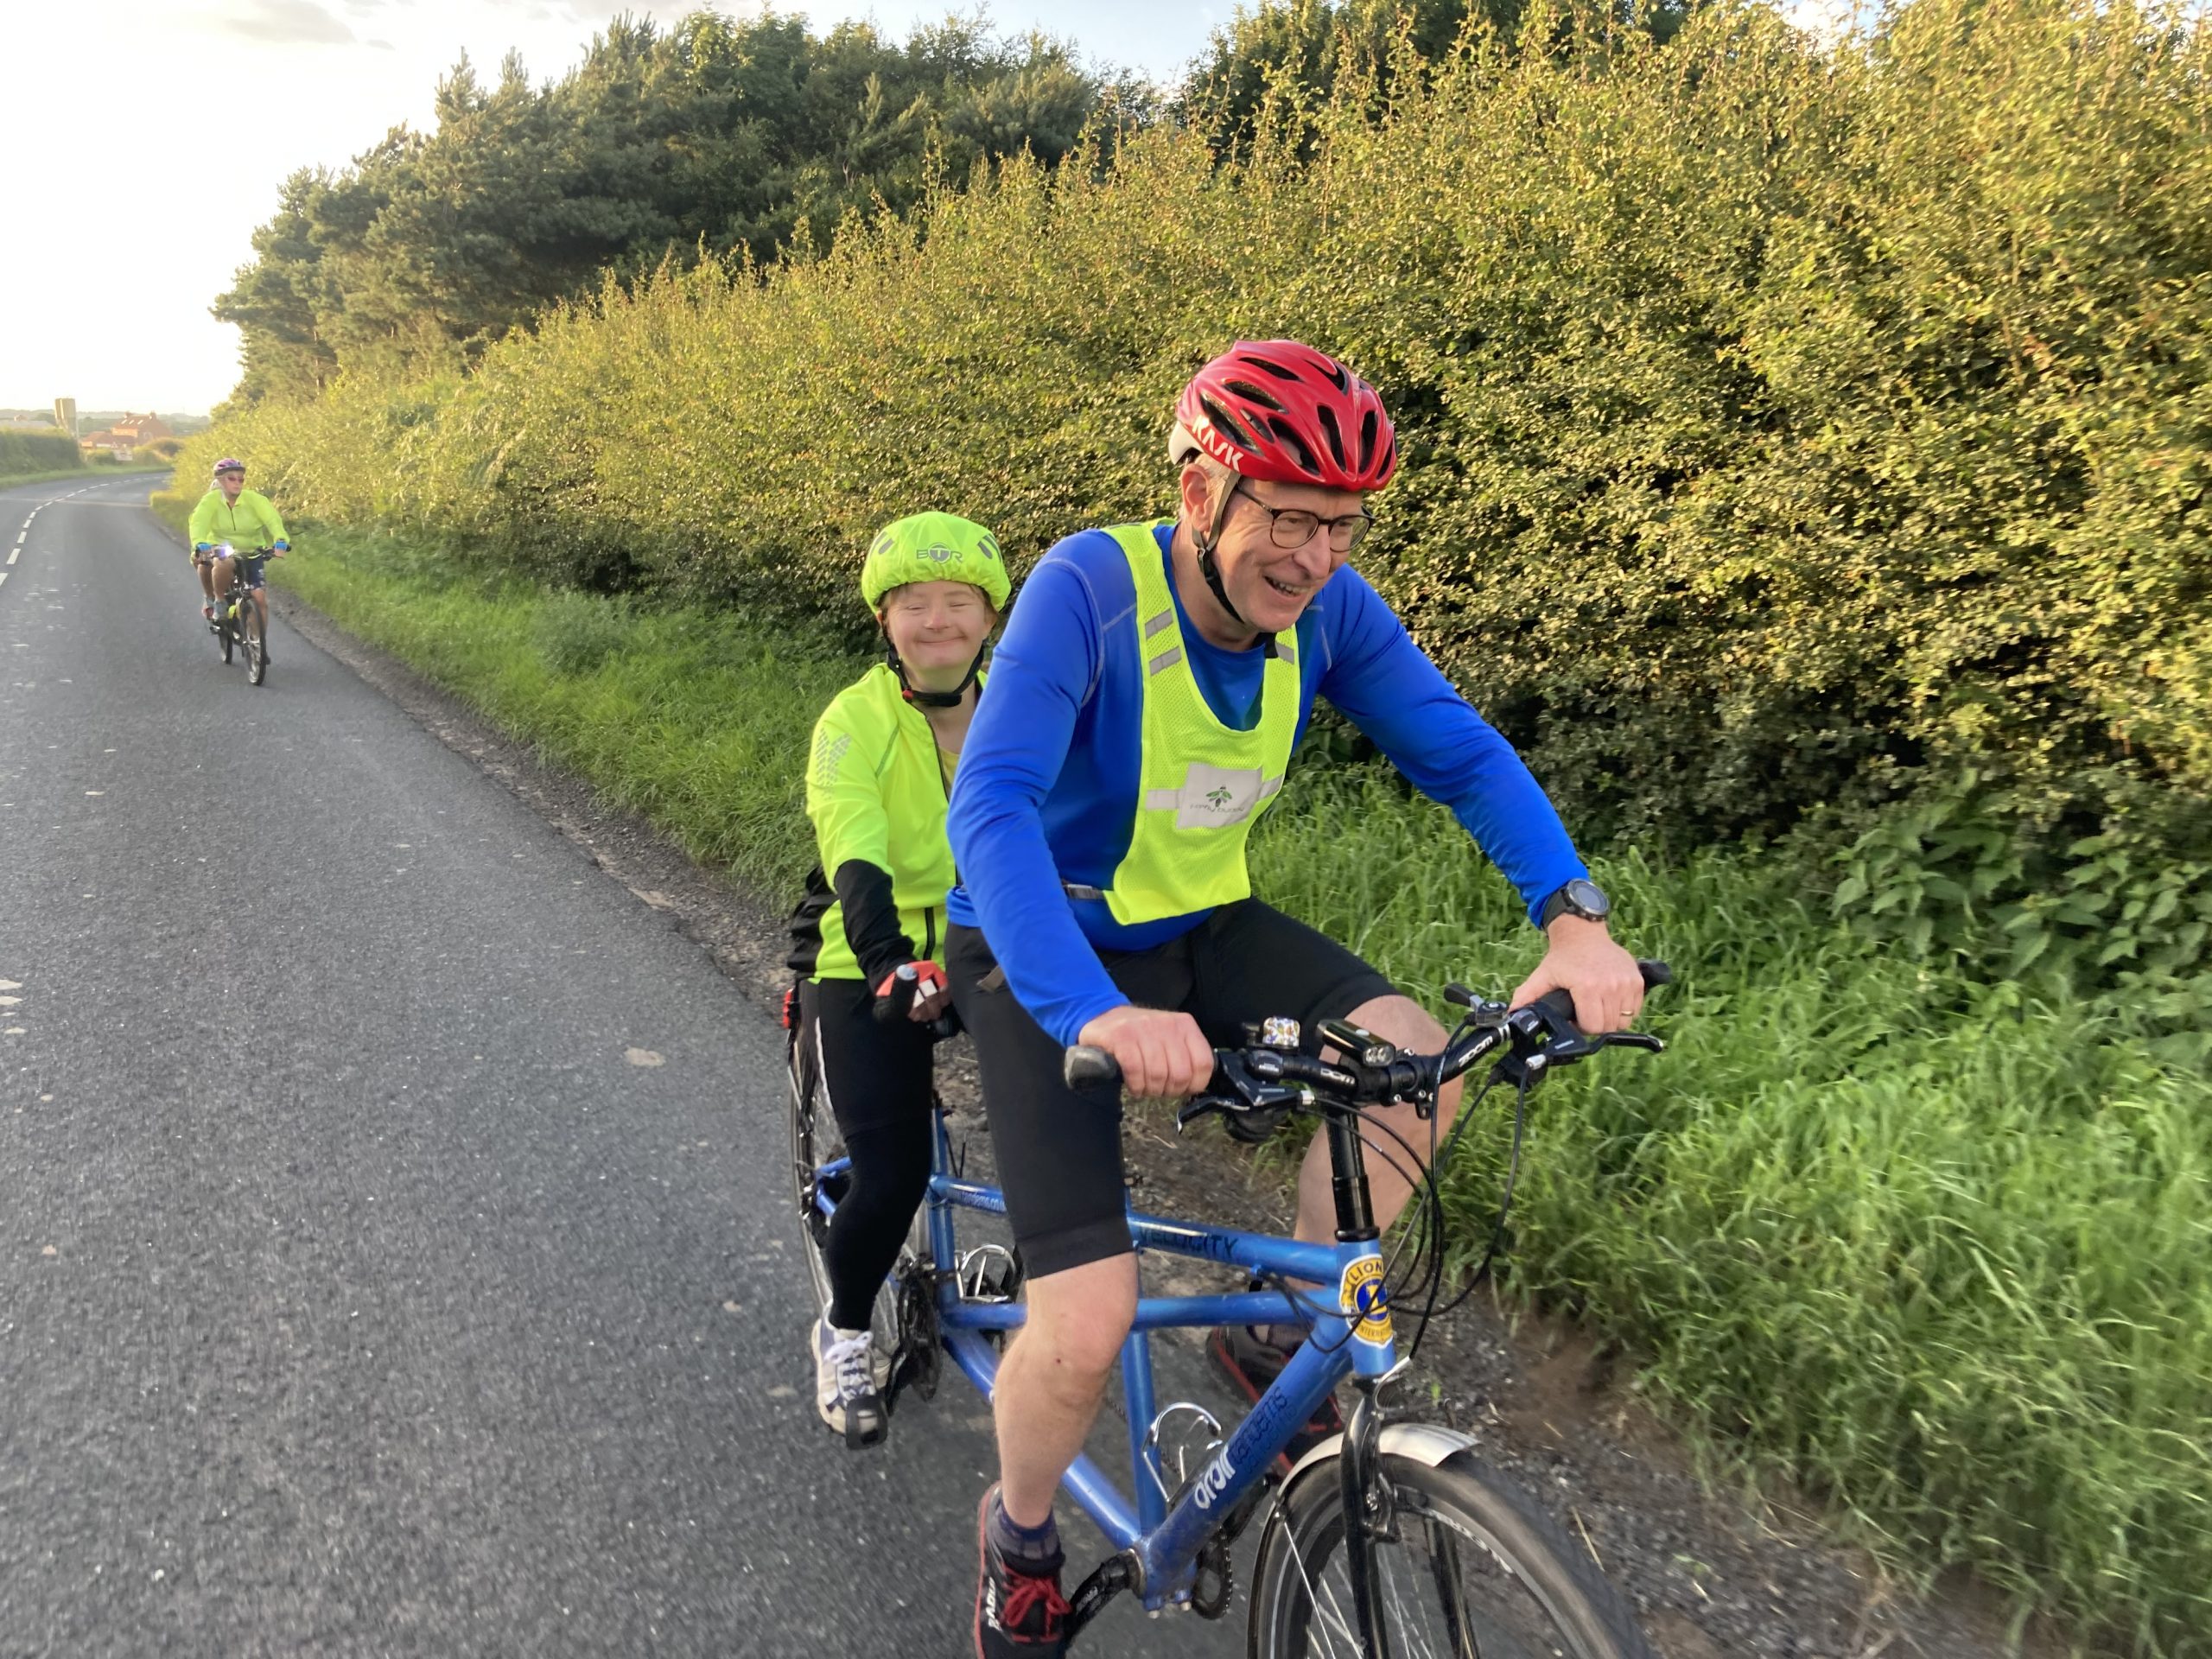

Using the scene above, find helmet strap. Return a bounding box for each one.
[880,621,983,710]
[1192,477,1249,630]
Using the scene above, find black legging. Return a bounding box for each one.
[822,1119,933,1330]
[796,976,938,1332]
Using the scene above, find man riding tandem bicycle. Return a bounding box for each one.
[786,340,1664,1658]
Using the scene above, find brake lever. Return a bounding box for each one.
[1176,1081,1304,1135]
[1176,1095,1233,1134]
[1491,1018,1666,1089]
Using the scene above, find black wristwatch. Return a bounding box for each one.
[1539,878,1611,930]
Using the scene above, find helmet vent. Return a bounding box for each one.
[1223,378,1286,411]
[1315,404,1349,470]
[1264,415,1319,475]
[1240,352,1302,383]
[1199,393,1260,454]
[1358,410,1379,471]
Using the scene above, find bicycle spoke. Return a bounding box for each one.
[1378,1535,1441,1659]
[1280,1512,1360,1659]
[1275,1482,1617,1659]
[1425,1517,1480,1659]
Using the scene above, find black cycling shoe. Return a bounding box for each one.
[975,1485,1070,1656]
[1210,1322,1345,1472]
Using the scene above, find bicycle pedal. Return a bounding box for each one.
[842,1408,888,1451]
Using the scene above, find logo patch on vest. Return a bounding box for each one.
[1146,762,1265,830]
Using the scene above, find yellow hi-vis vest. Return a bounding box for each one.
[1094,521,1301,926]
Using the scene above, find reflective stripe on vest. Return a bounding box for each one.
[1094,521,1300,927]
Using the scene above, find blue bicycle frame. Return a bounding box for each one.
[812,1107,1400,1613]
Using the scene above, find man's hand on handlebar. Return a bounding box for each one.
[1512,916,1646,1034]
[1075,1005,1212,1099]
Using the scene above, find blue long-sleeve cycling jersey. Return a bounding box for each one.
[944,523,1587,1048]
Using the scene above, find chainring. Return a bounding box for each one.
[1191,1535,1234,1620]
[890,1259,941,1402]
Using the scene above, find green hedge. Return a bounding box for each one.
[180,0,2212,837]
[0,430,81,474]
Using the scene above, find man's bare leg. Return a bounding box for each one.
[994,1254,1138,1526]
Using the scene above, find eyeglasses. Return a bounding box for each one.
[1229,482,1372,554]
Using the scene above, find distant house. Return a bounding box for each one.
[79,412,175,461]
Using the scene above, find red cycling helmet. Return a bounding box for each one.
[1172,340,1398,493]
[212,457,246,477]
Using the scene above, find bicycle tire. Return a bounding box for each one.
[1247,1449,1655,1659]
[246,605,266,685]
[218,603,234,665]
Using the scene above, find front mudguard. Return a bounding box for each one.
[1252,1420,1482,1557]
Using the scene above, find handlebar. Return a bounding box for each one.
[1063,960,1670,1133]
[873,961,961,1041]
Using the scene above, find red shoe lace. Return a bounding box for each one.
[1000,1569,1071,1633]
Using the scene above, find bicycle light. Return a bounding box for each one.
[1319,1017,1396,1068]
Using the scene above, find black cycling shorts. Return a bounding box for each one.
[226,552,269,592]
[946,899,1395,1281]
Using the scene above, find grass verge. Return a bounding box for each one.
[276,525,2210,1656]
[0,467,97,491]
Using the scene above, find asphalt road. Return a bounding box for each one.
[0,475,1243,1657]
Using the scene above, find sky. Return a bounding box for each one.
[0,0,1230,418]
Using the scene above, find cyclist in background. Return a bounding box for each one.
[944,341,1646,1656]
[786,512,1011,1446]
[188,458,290,648]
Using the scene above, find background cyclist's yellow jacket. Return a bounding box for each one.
[188,488,289,554]
[787,663,971,985]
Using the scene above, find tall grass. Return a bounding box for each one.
[1255,768,2212,1656]
[275,530,2211,1653]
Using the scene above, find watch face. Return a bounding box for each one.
[1566,879,1610,918]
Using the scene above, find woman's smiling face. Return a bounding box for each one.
[880,580,996,690]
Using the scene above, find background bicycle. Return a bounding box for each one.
[207,540,277,685]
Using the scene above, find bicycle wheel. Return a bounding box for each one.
[245,605,267,685]
[218,601,234,665]
[1247,1449,1655,1659]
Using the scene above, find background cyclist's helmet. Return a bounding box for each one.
[860,512,1011,611]
[1171,340,1398,493]
[212,457,246,477]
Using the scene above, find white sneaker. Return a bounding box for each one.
[812,1316,887,1446]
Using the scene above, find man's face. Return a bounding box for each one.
[1199,473,1365,635]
